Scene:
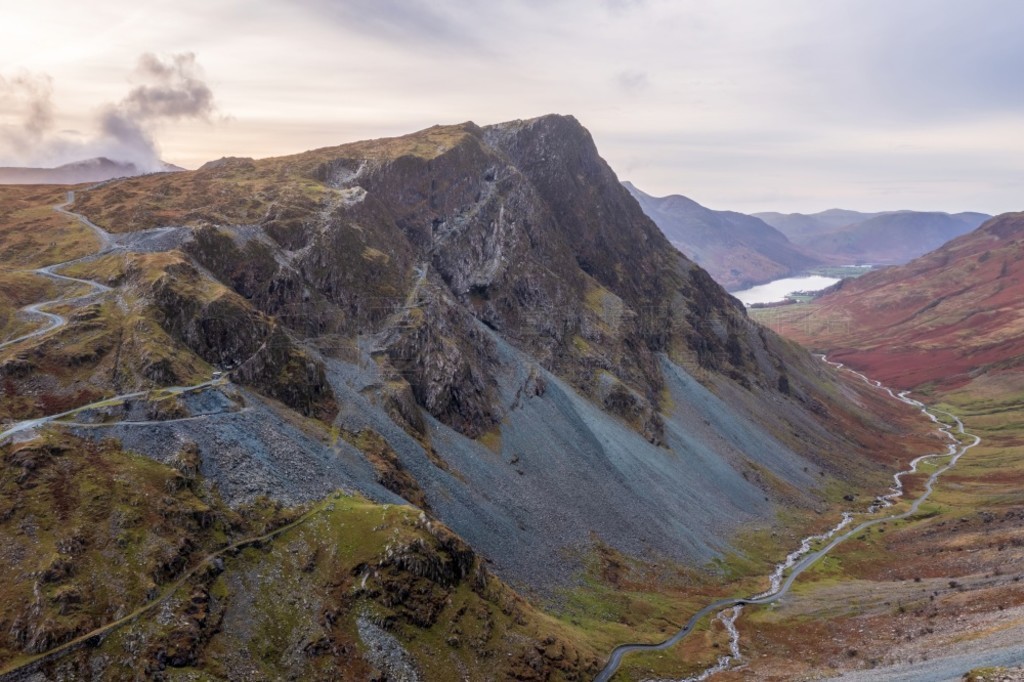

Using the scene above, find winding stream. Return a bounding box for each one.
[594,357,981,682]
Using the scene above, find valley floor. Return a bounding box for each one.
[688,307,1024,682]
[610,380,1024,682]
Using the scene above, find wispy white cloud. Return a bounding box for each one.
[0,72,55,157]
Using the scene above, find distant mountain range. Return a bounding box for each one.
[0,157,184,185]
[755,208,991,265]
[624,183,990,291]
[623,182,821,290]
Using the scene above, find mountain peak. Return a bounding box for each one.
[0,156,183,185]
[0,115,941,680]
[50,114,929,595]
[56,156,123,169]
[482,113,591,150]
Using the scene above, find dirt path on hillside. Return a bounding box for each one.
[0,192,116,351]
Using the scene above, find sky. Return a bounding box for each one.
[1,0,1022,214]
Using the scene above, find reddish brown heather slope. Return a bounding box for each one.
[761,212,1024,389]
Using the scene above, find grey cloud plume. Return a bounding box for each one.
[122,53,215,121]
[0,52,216,171]
[0,73,56,157]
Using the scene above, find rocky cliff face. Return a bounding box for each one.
[5,115,936,598]
[0,115,944,680]
[123,115,795,442]
[143,251,338,420]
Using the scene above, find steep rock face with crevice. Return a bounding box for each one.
[76,116,808,440]
[143,252,338,421]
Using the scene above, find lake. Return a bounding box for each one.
[730,275,840,306]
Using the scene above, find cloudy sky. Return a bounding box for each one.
[2,0,1022,214]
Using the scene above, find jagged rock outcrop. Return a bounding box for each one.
[155,115,805,440]
[143,254,337,419]
[46,114,935,598]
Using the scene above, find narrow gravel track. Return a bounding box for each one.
[0,191,115,351]
[0,379,227,444]
[0,192,323,680]
[0,192,227,444]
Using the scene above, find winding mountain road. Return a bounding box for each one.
[594,358,981,682]
[0,191,116,352]
[0,192,292,680]
[0,193,226,443]
[53,190,114,250]
[0,190,335,680]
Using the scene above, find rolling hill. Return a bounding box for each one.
[0,157,183,185]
